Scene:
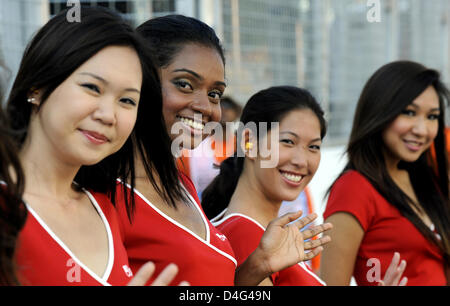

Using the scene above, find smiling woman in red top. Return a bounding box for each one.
[203,86,331,286]
[321,61,450,286]
[5,7,184,286]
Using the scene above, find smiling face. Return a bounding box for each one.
[382,85,440,168]
[251,108,322,203]
[26,46,142,166]
[160,43,225,149]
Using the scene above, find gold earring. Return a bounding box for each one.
[245,142,253,150]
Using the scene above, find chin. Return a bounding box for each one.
[82,158,106,166]
[282,191,303,202]
[400,152,423,163]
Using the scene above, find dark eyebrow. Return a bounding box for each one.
[280,131,298,138]
[79,72,108,84]
[280,131,321,143]
[79,72,140,94]
[124,88,141,94]
[409,103,440,112]
[172,68,227,88]
[429,108,441,112]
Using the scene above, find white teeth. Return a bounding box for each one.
[281,172,302,183]
[404,140,421,145]
[178,116,205,130]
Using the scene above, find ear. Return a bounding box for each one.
[27,89,43,106]
[240,128,257,160]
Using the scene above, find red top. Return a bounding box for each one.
[115,173,237,286]
[16,190,134,286]
[323,170,446,286]
[213,213,326,286]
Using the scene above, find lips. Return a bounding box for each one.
[279,170,304,186]
[79,129,110,144]
[176,115,206,131]
[403,139,424,152]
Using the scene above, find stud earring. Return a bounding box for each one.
[245,142,253,150]
[27,97,35,103]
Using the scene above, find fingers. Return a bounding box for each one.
[390,259,407,285]
[178,281,191,286]
[384,252,400,280]
[269,210,304,228]
[151,263,179,286]
[291,213,318,231]
[304,235,331,250]
[303,246,323,261]
[127,261,155,286]
[127,262,187,286]
[382,252,408,286]
[302,223,333,240]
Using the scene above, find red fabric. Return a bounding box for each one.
[16,191,133,286]
[115,173,236,286]
[323,170,446,286]
[215,214,325,286]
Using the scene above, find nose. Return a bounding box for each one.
[92,98,116,126]
[411,117,428,137]
[291,147,308,169]
[191,91,212,119]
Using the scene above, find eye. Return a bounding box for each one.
[173,80,193,92]
[428,113,440,120]
[309,144,321,151]
[401,109,415,117]
[281,139,294,145]
[209,90,223,103]
[81,83,101,94]
[119,97,137,106]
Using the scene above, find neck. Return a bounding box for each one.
[20,142,80,200]
[133,153,164,185]
[226,166,281,228]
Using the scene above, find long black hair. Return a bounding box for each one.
[202,86,327,219]
[0,68,27,285]
[136,14,225,69]
[329,60,450,265]
[6,7,184,221]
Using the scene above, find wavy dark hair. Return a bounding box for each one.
[329,60,450,265]
[136,14,225,69]
[0,74,27,285]
[202,86,327,219]
[6,7,185,221]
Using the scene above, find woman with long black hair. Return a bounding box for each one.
[5,7,185,286]
[320,60,450,286]
[204,86,331,286]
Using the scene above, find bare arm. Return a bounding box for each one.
[319,212,364,286]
